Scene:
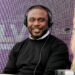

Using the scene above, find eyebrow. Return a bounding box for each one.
[28,17,46,20]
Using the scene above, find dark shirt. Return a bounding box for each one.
[3,34,71,75]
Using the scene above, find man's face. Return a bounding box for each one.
[27,8,48,39]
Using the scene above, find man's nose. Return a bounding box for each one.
[34,20,40,26]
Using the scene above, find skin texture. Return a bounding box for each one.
[27,8,48,40]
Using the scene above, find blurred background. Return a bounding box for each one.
[0,0,74,72]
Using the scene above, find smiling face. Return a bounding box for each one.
[27,7,49,39]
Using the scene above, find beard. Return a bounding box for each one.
[28,26,48,39]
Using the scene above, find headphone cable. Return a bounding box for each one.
[33,35,49,75]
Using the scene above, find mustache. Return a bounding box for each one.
[31,26,48,30]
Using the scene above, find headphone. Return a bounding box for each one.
[24,5,53,28]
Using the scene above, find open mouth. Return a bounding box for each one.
[33,28,41,32]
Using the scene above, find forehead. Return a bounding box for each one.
[27,8,48,17]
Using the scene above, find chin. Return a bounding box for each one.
[30,30,47,39]
[33,35,41,38]
[33,33,42,37]
[32,34,42,39]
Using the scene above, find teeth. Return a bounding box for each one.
[34,29,40,31]
[32,28,41,32]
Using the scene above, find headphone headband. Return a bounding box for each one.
[24,5,53,28]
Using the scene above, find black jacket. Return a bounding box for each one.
[3,34,71,75]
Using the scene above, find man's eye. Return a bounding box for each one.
[29,18,35,22]
[39,18,45,22]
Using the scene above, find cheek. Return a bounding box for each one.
[27,19,32,27]
[41,22,48,28]
[28,25,31,31]
[27,22,32,28]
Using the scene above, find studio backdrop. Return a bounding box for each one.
[0,0,74,72]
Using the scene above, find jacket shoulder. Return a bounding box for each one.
[49,34,67,45]
[48,34,68,51]
[10,38,29,54]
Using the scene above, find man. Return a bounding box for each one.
[3,5,71,75]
